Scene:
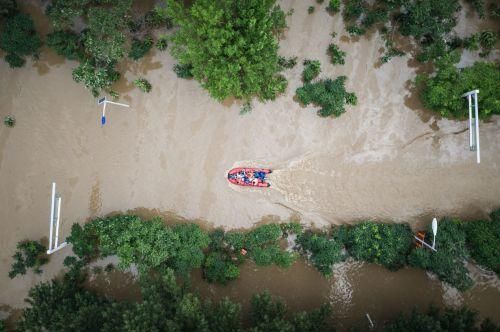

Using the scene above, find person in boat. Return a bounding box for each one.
[254,171,266,180]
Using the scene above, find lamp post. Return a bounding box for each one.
[97,96,130,126]
[414,217,438,252]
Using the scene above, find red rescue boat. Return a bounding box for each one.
[227,168,272,187]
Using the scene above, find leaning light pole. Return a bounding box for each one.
[97,96,130,126]
[414,217,438,252]
[47,182,68,255]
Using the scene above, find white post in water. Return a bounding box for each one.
[47,182,67,255]
[462,90,480,164]
[98,96,130,126]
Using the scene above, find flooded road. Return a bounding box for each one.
[1,0,499,320]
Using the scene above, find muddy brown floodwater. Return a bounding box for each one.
[0,0,499,326]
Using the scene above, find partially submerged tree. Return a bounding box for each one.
[0,13,41,68]
[9,240,48,278]
[166,0,289,104]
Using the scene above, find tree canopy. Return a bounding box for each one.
[166,0,289,103]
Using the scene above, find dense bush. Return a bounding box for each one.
[0,13,41,68]
[416,51,500,119]
[134,78,152,93]
[327,0,341,13]
[3,115,15,127]
[166,0,289,103]
[465,210,500,275]
[302,59,321,82]
[327,43,346,65]
[408,218,473,291]
[156,35,168,51]
[72,61,120,98]
[46,30,82,60]
[203,252,240,284]
[344,222,413,270]
[173,63,194,79]
[383,306,497,332]
[296,230,344,276]
[296,75,357,117]
[9,240,48,278]
[128,36,153,61]
[230,224,296,268]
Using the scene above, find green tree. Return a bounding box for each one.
[205,298,242,332]
[170,223,210,275]
[0,0,16,18]
[128,36,153,61]
[66,223,99,259]
[416,51,500,118]
[465,211,500,275]
[327,0,341,13]
[9,240,48,278]
[166,0,289,103]
[302,59,321,82]
[296,230,344,276]
[72,60,120,97]
[296,75,357,117]
[0,13,41,68]
[46,30,83,60]
[327,43,346,65]
[345,222,413,270]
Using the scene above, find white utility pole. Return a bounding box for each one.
[47,182,67,254]
[462,90,480,164]
[98,96,130,126]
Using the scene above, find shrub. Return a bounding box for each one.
[296,231,344,276]
[345,223,413,270]
[72,61,120,98]
[416,51,500,118]
[302,59,321,82]
[166,0,288,102]
[144,6,173,29]
[156,35,168,51]
[3,115,15,127]
[278,56,297,69]
[346,25,365,36]
[465,211,500,274]
[343,0,364,20]
[0,13,41,68]
[203,252,240,284]
[173,63,194,79]
[9,240,48,278]
[327,43,346,65]
[408,218,473,291]
[383,306,495,331]
[362,8,388,29]
[46,30,83,60]
[478,30,497,56]
[327,0,340,13]
[133,78,152,93]
[296,76,357,117]
[128,36,153,60]
[308,6,315,14]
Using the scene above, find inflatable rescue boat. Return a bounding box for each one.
[227,168,272,187]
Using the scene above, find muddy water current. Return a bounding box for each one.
[1,0,500,325]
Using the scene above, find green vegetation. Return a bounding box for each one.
[302,59,321,83]
[45,0,172,96]
[128,36,153,61]
[173,63,193,79]
[156,34,168,51]
[296,230,344,276]
[383,306,497,332]
[327,43,346,65]
[308,6,315,14]
[327,0,341,14]
[3,115,15,127]
[278,56,298,69]
[166,0,289,104]
[8,240,48,278]
[465,210,500,275]
[133,77,152,93]
[408,218,472,291]
[0,13,41,68]
[296,65,358,118]
[345,223,413,270]
[0,0,16,18]
[416,51,500,119]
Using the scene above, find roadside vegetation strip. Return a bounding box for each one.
[10,210,500,292]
